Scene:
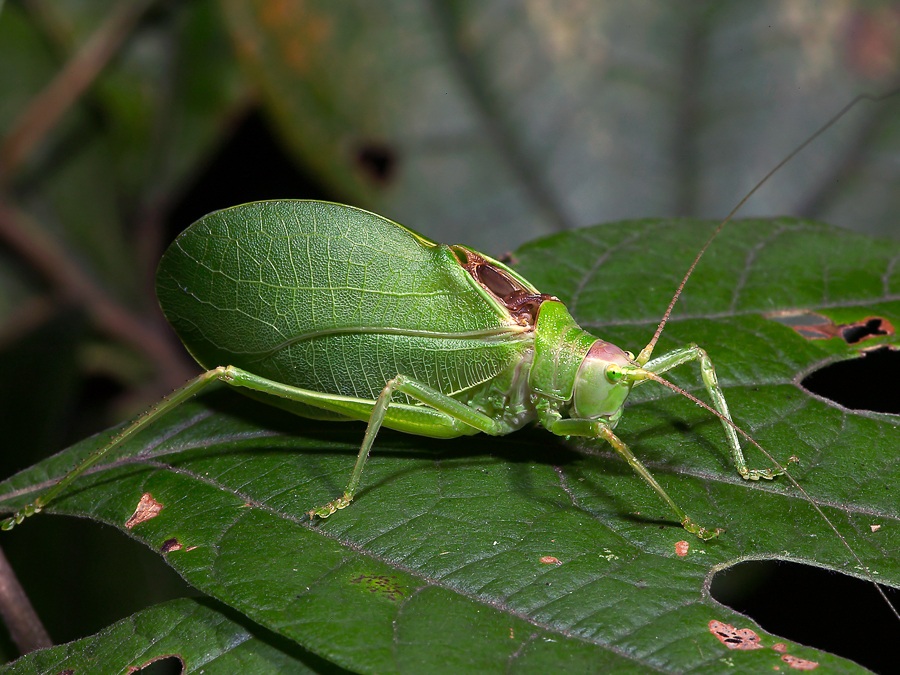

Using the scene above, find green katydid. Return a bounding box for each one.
[1,95,898,622]
[0,198,778,540]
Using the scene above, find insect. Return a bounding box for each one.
[0,197,783,540]
[0,93,895,585]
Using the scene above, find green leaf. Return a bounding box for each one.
[0,598,343,675]
[1,218,898,674]
[219,0,900,252]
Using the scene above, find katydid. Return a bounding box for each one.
[0,198,778,540]
[0,94,895,609]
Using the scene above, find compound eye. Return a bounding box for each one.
[605,364,624,384]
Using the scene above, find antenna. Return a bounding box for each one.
[636,89,899,366]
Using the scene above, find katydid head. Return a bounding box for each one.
[571,340,635,420]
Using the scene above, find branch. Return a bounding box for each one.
[0,0,156,178]
[0,545,51,654]
[0,200,194,389]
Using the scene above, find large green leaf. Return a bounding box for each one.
[0,597,340,674]
[1,218,898,674]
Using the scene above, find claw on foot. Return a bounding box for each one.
[1,503,42,531]
[682,517,725,541]
[308,493,353,519]
[741,455,800,481]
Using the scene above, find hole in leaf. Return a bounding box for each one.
[159,538,183,554]
[355,142,397,184]
[801,347,900,413]
[767,311,894,344]
[841,318,891,344]
[131,655,183,675]
[710,560,900,674]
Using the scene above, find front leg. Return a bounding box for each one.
[541,408,723,541]
[641,344,793,480]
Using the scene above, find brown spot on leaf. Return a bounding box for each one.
[160,538,182,554]
[125,493,163,529]
[772,643,787,653]
[768,311,837,339]
[259,0,294,25]
[259,0,332,75]
[349,574,406,602]
[845,8,900,80]
[767,311,894,344]
[675,540,690,557]
[540,556,561,564]
[781,654,819,670]
[709,620,764,650]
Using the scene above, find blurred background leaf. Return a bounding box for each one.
[0,0,897,672]
[220,0,900,251]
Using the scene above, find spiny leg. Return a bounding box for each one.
[2,366,505,530]
[541,411,723,540]
[308,374,512,519]
[632,343,794,480]
[1,368,231,530]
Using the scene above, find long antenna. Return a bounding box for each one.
[637,89,899,365]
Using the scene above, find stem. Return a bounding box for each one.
[0,545,51,654]
[428,0,571,233]
[672,5,711,217]
[0,0,157,178]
